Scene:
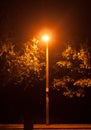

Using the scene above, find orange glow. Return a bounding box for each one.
[42,35,50,42]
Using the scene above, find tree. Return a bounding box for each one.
[53,45,91,98]
[0,38,45,130]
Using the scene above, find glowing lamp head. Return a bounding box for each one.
[42,35,49,42]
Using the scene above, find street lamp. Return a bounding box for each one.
[42,35,50,125]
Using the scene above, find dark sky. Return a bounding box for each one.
[0,0,91,46]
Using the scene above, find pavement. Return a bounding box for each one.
[0,124,91,130]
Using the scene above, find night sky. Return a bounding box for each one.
[0,0,91,45]
[0,0,91,124]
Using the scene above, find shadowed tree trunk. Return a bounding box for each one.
[23,89,34,130]
[24,114,33,130]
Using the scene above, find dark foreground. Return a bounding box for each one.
[0,124,91,130]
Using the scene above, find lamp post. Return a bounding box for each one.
[42,35,49,125]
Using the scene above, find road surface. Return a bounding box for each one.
[0,124,91,130]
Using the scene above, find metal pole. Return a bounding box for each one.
[46,41,49,124]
